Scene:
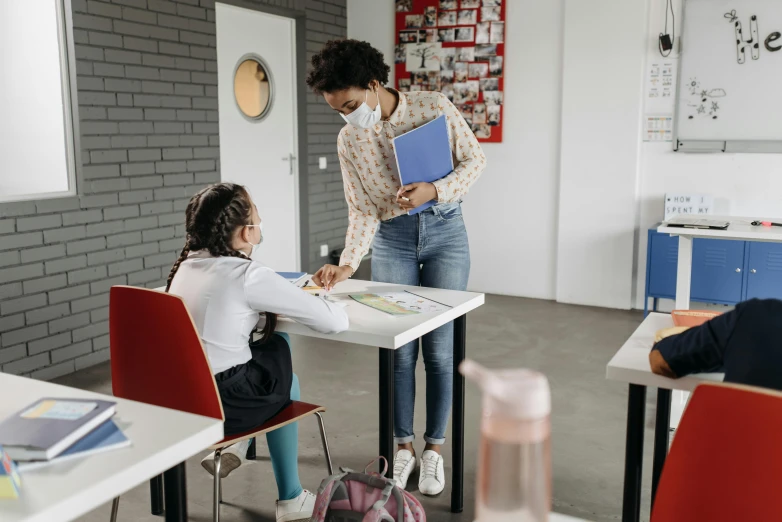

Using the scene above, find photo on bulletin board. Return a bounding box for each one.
[395,0,506,142]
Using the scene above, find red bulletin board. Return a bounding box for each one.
[394,0,505,143]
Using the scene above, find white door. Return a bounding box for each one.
[216,3,299,271]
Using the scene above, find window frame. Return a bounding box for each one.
[0,0,82,204]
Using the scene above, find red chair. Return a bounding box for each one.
[108,285,333,522]
[651,382,782,521]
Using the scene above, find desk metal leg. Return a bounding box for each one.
[652,388,672,505]
[379,348,394,478]
[622,384,646,522]
[163,463,187,522]
[150,475,164,515]
[246,437,257,460]
[451,314,467,514]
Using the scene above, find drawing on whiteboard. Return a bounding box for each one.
[687,78,701,95]
[724,9,738,23]
[685,79,726,121]
[734,14,760,64]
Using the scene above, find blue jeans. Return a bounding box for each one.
[371,203,470,445]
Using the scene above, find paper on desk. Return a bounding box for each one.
[350,291,450,316]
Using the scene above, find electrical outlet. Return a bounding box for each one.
[319,157,327,170]
[320,244,329,257]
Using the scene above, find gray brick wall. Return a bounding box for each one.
[0,0,348,379]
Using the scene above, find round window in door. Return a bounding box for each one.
[233,55,273,121]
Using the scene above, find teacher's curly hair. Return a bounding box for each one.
[306,39,390,94]
[165,183,277,342]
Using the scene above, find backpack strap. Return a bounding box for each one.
[341,473,406,522]
[364,456,389,477]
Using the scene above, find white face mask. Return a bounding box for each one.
[341,89,382,129]
[244,223,263,259]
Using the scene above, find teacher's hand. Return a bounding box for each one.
[396,182,438,210]
[313,264,352,291]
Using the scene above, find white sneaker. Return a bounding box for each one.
[393,449,417,490]
[200,439,251,479]
[276,489,316,522]
[418,450,445,496]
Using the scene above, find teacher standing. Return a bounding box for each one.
[306,39,486,496]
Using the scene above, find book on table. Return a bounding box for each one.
[16,419,130,471]
[276,272,307,285]
[0,398,116,461]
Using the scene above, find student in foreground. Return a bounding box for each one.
[306,39,487,497]
[650,298,782,390]
[166,183,349,522]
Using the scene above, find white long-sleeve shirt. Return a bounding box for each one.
[169,250,349,374]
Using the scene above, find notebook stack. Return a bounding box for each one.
[0,398,131,472]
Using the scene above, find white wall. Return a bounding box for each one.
[347,0,782,309]
[0,0,72,200]
[348,0,565,300]
[633,0,782,309]
[556,0,650,310]
[346,0,395,84]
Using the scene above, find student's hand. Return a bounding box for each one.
[313,265,352,291]
[396,182,438,210]
[649,349,677,378]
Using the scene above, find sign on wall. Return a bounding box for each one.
[394,0,506,143]
[664,193,714,221]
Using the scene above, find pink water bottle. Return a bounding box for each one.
[460,359,552,522]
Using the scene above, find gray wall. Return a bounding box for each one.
[0,0,348,379]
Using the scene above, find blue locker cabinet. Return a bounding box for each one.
[745,242,782,300]
[644,227,782,315]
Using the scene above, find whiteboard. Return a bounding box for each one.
[676,0,782,151]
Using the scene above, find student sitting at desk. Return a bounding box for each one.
[650,299,782,391]
[166,183,349,522]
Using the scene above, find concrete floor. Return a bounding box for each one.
[55,295,660,522]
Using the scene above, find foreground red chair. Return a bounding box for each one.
[651,382,782,521]
[108,285,332,522]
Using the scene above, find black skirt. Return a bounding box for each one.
[214,333,293,436]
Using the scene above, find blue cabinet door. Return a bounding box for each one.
[690,239,745,304]
[746,242,782,300]
[647,231,678,298]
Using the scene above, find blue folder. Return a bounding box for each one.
[393,115,454,215]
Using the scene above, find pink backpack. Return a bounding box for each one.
[311,457,426,522]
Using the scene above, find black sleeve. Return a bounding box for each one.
[653,305,744,377]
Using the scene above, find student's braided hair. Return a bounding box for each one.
[165,183,277,343]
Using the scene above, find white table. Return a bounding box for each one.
[658,215,782,310]
[658,216,782,423]
[476,515,591,522]
[550,515,593,522]
[607,313,724,522]
[276,278,485,513]
[0,373,223,522]
[654,216,782,501]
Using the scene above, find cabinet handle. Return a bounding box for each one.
[735,268,741,273]
[751,269,757,274]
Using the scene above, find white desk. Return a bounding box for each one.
[550,515,593,522]
[0,373,223,522]
[276,279,485,349]
[607,313,723,391]
[607,313,724,522]
[658,215,782,311]
[158,278,485,513]
[277,278,485,513]
[657,217,782,481]
[476,514,591,522]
